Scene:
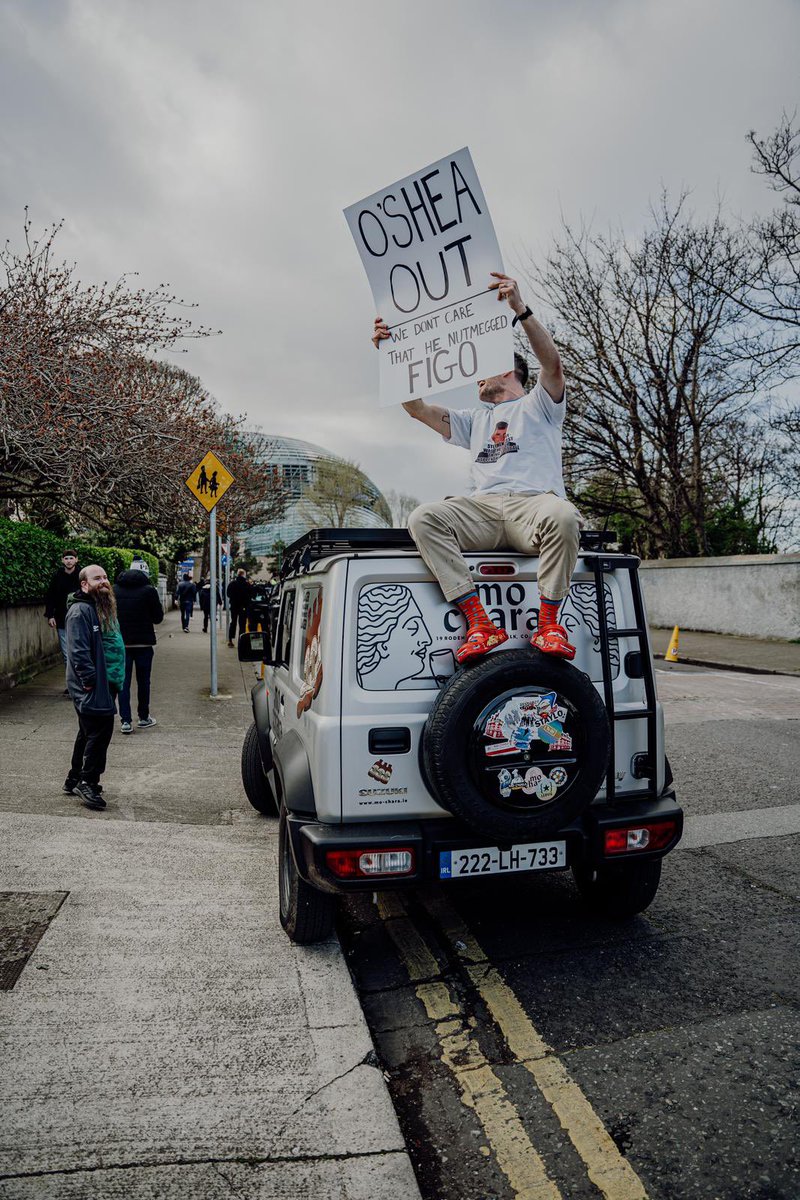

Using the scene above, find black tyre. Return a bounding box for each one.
[422,647,610,841]
[572,858,662,918]
[241,722,278,816]
[278,808,336,944]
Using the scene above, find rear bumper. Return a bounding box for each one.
[288,791,683,894]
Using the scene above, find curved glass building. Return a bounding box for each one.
[240,434,390,556]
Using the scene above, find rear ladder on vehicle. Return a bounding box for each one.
[587,553,660,804]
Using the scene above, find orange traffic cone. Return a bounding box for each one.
[664,626,679,663]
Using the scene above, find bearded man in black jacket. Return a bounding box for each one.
[113,560,164,735]
[64,565,126,809]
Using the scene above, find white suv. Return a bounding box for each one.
[239,529,682,943]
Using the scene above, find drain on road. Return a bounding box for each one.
[0,891,68,990]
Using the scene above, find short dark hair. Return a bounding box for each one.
[63,549,78,557]
[513,352,529,388]
[183,573,190,581]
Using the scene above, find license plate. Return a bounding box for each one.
[439,841,566,879]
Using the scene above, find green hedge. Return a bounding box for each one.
[0,519,159,607]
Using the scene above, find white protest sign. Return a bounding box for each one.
[345,147,512,408]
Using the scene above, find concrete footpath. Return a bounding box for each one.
[0,609,421,1199]
[650,625,800,675]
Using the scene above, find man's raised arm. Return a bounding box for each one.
[488,273,565,403]
[372,317,453,436]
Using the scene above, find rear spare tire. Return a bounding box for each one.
[422,647,610,841]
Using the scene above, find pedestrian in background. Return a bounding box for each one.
[44,549,80,689]
[114,559,164,734]
[176,573,197,632]
[226,568,250,647]
[198,577,222,633]
[63,564,126,811]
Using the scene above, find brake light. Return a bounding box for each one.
[476,562,517,577]
[604,821,678,855]
[325,848,415,879]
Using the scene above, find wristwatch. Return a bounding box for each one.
[512,306,533,326]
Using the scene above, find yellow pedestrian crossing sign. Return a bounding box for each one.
[186,451,235,512]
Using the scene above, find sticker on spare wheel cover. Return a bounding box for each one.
[497,765,546,799]
[536,778,558,801]
[482,692,574,760]
[537,720,563,744]
[522,767,544,793]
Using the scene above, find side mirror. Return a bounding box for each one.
[238,631,273,664]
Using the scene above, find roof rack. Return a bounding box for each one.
[284,528,415,558]
[279,526,618,577]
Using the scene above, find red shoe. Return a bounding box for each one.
[530,623,575,659]
[456,626,509,665]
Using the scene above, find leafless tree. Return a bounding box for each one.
[0,214,285,538]
[744,112,800,375]
[524,194,780,557]
[385,489,419,527]
[299,457,391,528]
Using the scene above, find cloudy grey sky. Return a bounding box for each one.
[1,0,797,504]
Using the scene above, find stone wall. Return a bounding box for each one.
[640,553,800,640]
[0,602,62,690]
[2,575,173,690]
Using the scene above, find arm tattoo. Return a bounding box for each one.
[441,412,450,428]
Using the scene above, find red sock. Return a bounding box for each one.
[538,597,561,629]
[455,590,495,632]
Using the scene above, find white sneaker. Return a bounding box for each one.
[120,721,133,734]
[137,717,157,729]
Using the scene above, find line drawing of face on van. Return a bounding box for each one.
[357,584,433,690]
[560,581,619,680]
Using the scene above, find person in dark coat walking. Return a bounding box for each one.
[63,564,126,810]
[114,561,164,734]
[226,569,251,647]
[44,550,80,683]
[176,574,197,632]
[198,577,222,632]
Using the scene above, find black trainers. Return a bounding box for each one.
[63,780,103,796]
[75,781,106,810]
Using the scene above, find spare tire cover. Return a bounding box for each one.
[422,648,610,841]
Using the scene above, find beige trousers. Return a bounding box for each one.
[408,492,582,603]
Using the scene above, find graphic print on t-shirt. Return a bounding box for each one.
[475,420,519,463]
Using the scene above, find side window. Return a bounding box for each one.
[296,585,324,712]
[297,586,322,672]
[275,590,296,669]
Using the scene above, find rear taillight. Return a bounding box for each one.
[604,821,678,856]
[476,562,517,577]
[325,848,415,879]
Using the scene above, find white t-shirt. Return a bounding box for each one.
[445,380,566,497]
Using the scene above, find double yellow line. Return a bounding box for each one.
[377,891,648,1200]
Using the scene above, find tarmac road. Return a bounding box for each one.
[339,664,800,1200]
[2,623,798,1199]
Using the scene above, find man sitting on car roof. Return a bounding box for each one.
[373,271,580,665]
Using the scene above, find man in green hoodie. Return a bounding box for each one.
[64,564,126,810]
